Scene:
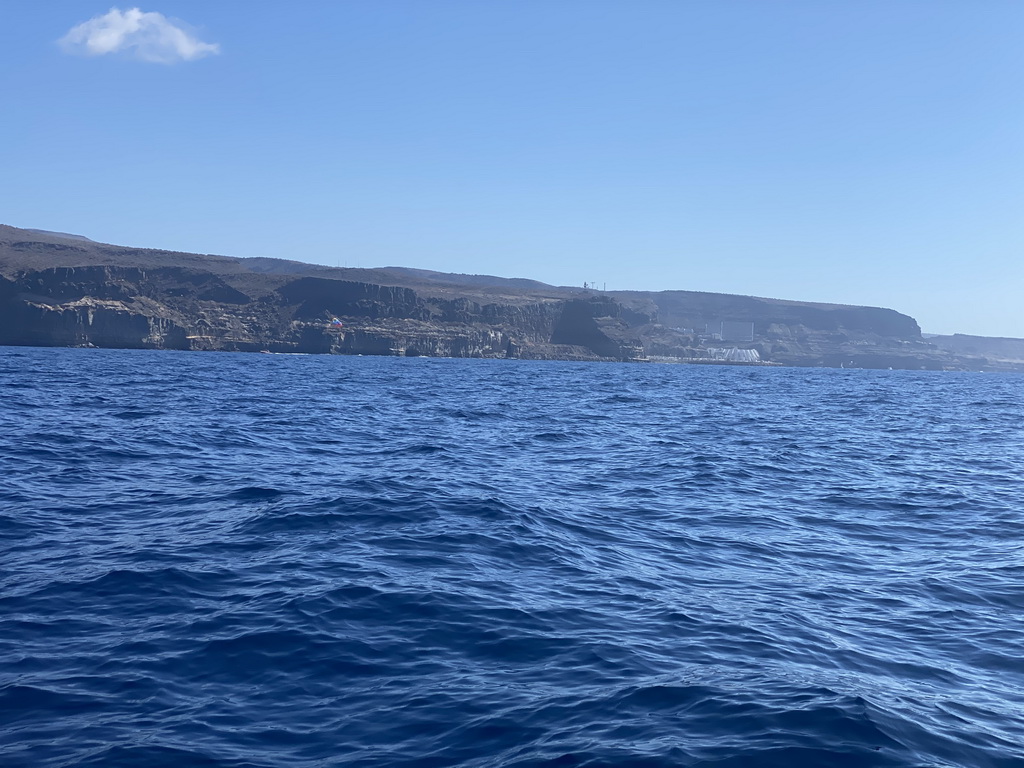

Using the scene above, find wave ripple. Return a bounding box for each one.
[2,349,1023,767]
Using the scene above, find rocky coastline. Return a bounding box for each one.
[1,225,1020,372]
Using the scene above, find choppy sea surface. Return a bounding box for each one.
[2,348,1023,768]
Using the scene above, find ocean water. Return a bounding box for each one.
[1,348,1023,768]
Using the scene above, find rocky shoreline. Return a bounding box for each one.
[2,225,1020,372]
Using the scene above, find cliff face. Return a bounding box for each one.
[0,259,639,361]
[0,225,1015,370]
[606,289,950,369]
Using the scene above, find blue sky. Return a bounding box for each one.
[2,1,1021,336]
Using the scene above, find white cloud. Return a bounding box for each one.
[60,7,220,64]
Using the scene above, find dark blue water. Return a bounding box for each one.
[2,348,1023,767]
